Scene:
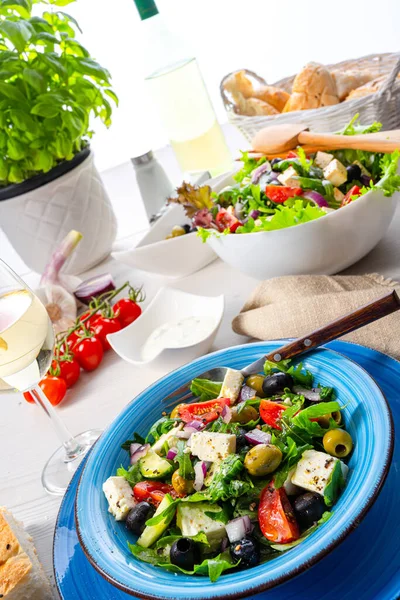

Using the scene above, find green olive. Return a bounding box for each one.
[244,444,282,476]
[231,405,259,424]
[170,404,185,419]
[332,410,342,425]
[246,375,265,397]
[315,414,331,428]
[323,428,353,458]
[172,470,194,495]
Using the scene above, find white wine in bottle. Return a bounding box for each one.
[134,0,232,177]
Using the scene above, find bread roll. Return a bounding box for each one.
[0,507,52,599]
[233,92,279,116]
[344,76,387,100]
[223,70,254,98]
[283,62,339,112]
[331,70,374,101]
[252,85,290,112]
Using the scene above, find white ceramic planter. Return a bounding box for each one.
[0,151,117,274]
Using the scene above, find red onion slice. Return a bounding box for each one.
[194,461,208,491]
[130,443,150,465]
[221,537,229,552]
[245,429,271,446]
[225,516,253,543]
[221,404,232,424]
[74,273,116,305]
[293,386,322,402]
[251,161,271,184]
[302,190,329,208]
[177,425,199,439]
[184,420,206,431]
[249,209,260,219]
[166,447,178,460]
[239,385,257,403]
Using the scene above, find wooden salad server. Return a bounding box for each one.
[163,290,400,407]
[252,123,400,155]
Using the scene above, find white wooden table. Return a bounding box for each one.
[1,125,400,598]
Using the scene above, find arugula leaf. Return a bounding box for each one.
[273,436,312,488]
[292,401,341,437]
[324,461,346,507]
[129,532,209,565]
[155,531,209,550]
[205,454,248,502]
[190,378,222,401]
[264,358,313,388]
[206,417,242,434]
[320,386,334,400]
[205,504,231,524]
[176,440,194,480]
[116,463,143,486]
[234,151,266,183]
[271,511,332,550]
[159,551,239,582]
[121,431,145,450]
[264,358,292,375]
[145,417,179,444]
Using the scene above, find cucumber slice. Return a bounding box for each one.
[139,451,173,479]
[137,494,175,548]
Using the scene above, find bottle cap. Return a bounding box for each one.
[131,151,154,166]
[133,0,158,21]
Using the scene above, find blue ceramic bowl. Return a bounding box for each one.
[76,342,394,599]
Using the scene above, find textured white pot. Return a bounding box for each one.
[0,150,117,274]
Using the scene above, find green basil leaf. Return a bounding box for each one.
[0,19,33,52]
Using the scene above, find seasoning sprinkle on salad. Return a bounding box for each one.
[103,359,352,582]
[167,116,400,241]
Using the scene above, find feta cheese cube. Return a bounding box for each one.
[218,368,244,405]
[277,166,299,188]
[333,187,345,203]
[102,476,137,521]
[177,503,226,550]
[323,159,347,187]
[314,151,334,170]
[190,431,236,462]
[291,449,348,496]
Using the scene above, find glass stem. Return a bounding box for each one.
[31,384,82,459]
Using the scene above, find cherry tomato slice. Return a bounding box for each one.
[341,185,361,207]
[92,317,121,351]
[258,483,300,544]
[74,336,104,371]
[215,208,241,233]
[133,481,177,506]
[265,186,303,204]
[114,298,142,328]
[178,398,230,425]
[24,375,67,406]
[259,400,286,430]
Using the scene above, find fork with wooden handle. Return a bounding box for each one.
[163,290,400,408]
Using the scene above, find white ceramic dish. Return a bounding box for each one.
[111,203,216,278]
[107,287,224,371]
[206,173,398,280]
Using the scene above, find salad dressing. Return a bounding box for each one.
[141,315,215,361]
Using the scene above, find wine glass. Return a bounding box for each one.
[0,259,101,495]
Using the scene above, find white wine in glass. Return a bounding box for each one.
[0,259,101,495]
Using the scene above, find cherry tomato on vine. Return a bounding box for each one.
[92,317,121,351]
[74,336,104,371]
[114,298,142,328]
[24,375,67,406]
[79,310,100,328]
[52,357,81,388]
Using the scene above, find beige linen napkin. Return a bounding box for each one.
[232,274,400,360]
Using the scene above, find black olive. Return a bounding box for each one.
[293,492,325,531]
[126,502,154,535]
[262,372,294,397]
[230,537,260,568]
[170,538,199,570]
[271,158,281,168]
[181,224,191,233]
[346,164,362,182]
[235,428,247,451]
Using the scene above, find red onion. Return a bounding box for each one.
[194,461,208,491]
[130,443,150,465]
[74,273,116,305]
[302,190,329,208]
[129,443,142,456]
[184,420,206,431]
[221,537,229,552]
[293,386,322,402]
[249,209,260,219]
[221,404,232,424]
[177,425,198,439]
[225,516,254,543]
[245,429,271,446]
[166,447,178,460]
[361,174,372,186]
[239,386,257,403]
[192,208,213,228]
[251,161,271,184]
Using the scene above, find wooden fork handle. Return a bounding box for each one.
[265,290,400,364]
[298,131,400,153]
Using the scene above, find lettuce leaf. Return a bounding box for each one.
[234,151,267,183]
[190,378,222,401]
[375,150,400,197]
[340,114,382,135]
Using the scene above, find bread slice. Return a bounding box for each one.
[0,507,52,599]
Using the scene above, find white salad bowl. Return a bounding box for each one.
[111,203,217,278]
[107,287,224,371]
[205,174,398,280]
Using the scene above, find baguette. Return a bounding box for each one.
[0,507,52,599]
[252,85,290,112]
[331,70,374,101]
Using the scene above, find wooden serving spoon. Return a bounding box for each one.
[162,290,400,408]
[252,124,400,155]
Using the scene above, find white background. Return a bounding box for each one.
[67,0,400,170]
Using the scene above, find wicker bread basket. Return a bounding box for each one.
[221,53,400,142]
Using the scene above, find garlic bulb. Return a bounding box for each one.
[42,284,77,334]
